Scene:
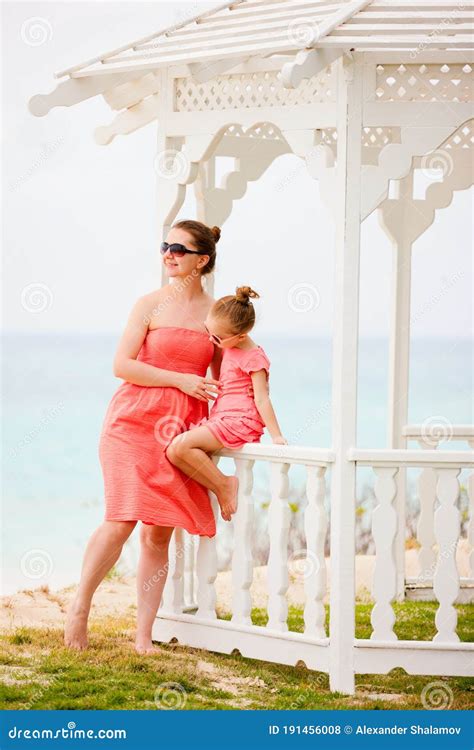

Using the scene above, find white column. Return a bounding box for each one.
[156,135,187,288]
[194,159,217,296]
[328,55,363,696]
[384,173,414,603]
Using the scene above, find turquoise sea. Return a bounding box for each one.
[2,333,472,594]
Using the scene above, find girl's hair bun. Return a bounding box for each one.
[210,226,221,243]
[235,286,260,305]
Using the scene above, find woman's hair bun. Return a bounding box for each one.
[210,226,221,243]
[235,286,260,304]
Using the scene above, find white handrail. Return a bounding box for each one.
[348,448,474,467]
[217,443,335,465]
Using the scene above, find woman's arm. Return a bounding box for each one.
[112,297,219,402]
[251,370,287,443]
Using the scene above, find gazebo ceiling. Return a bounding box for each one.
[54,0,474,80]
[28,0,473,151]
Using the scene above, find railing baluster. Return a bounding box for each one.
[231,457,255,625]
[267,461,290,632]
[468,439,474,580]
[196,457,219,620]
[161,527,184,613]
[416,437,438,584]
[183,532,196,609]
[303,465,328,638]
[433,466,461,643]
[371,466,398,641]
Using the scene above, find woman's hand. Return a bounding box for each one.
[272,435,288,445]
[177,373,220,402]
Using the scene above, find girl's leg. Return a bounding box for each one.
[64,520,137,650]
[135,524,174,654]
[166,427,238,521]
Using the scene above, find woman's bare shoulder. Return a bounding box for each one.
[138,286,172,316]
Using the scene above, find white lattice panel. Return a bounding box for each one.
[319,127,399,149]
[174,69,334,112]
[443,121,473,150]
[222,123,285,141]
[375,63,473,103]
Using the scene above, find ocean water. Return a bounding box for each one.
[2,333,472,594]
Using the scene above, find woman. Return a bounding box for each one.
[64,220,222,654]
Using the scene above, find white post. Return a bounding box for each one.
[386,184,413,602]
[194,159,217,296]
[328,55,363,696]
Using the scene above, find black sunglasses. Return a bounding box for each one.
[160,241,208,258]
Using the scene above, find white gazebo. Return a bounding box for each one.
[29,0,474,694]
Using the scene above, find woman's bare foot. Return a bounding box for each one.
[135,636,160,655]
[64,600,89,650]
[217,475,239,521]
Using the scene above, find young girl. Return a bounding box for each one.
[166,286,286,522]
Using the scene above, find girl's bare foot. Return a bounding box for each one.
[217,475,239,521]
[135,636,159,655]
[64,601,89,650]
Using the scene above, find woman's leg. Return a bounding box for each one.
[135,524,174,654]
[64,520,137,649]
[166,427,238,521]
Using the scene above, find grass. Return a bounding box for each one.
[0,603,473,711]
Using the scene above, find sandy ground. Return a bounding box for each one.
[1,542,470,632]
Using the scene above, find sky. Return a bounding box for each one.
[2,0,473,338]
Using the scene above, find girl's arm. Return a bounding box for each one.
[209,343,223,381]
[251,370,287,444]
[112,296,219,403]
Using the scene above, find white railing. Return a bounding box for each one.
[402,425,474,594]
[154,444,474,688]
[348,448,474,679]
[157,444,334,671]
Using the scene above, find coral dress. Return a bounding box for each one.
[98,326,216,537]
[194,345,271,449]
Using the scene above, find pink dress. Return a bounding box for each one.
[98,326,217,537]
[194,345,271,449]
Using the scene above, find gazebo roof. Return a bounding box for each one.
[56,0,474,80]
